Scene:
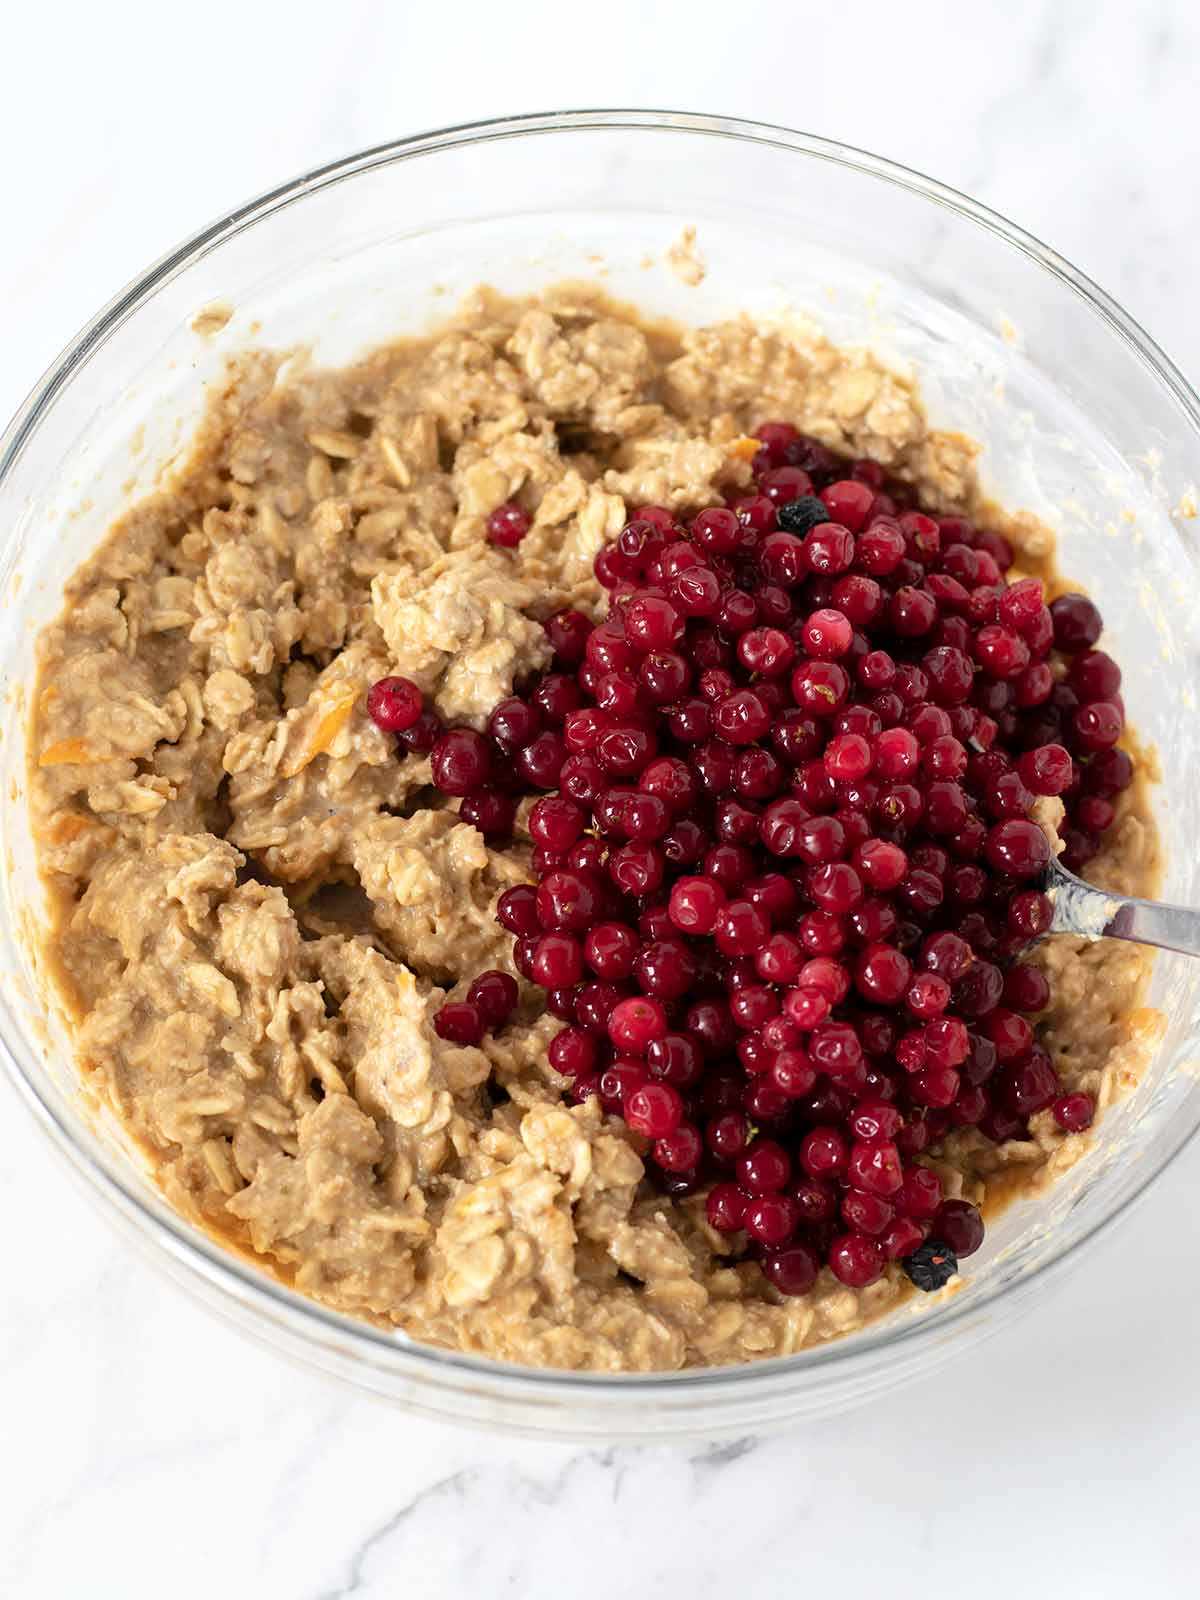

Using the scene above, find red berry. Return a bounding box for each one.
[828,1233,885,1287]
[367,675,423,733]
[486,501,531,547]
[467,970,518,1027]
[625,1082,684,1138]
[743,1194,800,1246]
[1053,1091,1095,1132]
[608,996,669,1054]
[431,729,492,796]
[933,1199,984,1257]
[434,1000,485,1046]
[848,1137,903,1196]
[707,1182,749,1232]
[761,1242,820,1296]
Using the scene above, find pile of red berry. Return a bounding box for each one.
[367,422,1132,1297]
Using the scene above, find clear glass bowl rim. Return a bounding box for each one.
[4,106,1200,1403]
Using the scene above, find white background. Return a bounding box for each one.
[2,2,1197,1595]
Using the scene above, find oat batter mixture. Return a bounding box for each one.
[30,288,1159,1370]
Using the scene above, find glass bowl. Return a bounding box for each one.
[2,111,1199,1441]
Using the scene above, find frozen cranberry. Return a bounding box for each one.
[974,624,1030,679]
[668,876,726,935]
[527,796,583,854]
[575,982,627,1036]
[461,788,517,839]
[533,674,583,725]
[486,501,531,547]
[688,505,739,554]
[1053,1091,1095,1132]
[704,1112,748,1165]
[932,1200,984,1258]
[889,587,937,638]
[531,933,584,988]
[802,608,853,659]
[1008,889,1053,939]
[848,1136,903,1196]
[804,522,856,576]
[910,1066,960,1108]
[706,1183,748,1232]
[646,1033,702,1089]
[634,939,696,999]
[489,695,542,750]
[662,818,707,865]
[536,870,604,933]
[584,922,639,980]
[431,729,492,795]
[715,899,771,956]
[497,884,540,936]
[468,970,518,1027]
[434,1000,485,1046]
[596,721,658,777]
[460,436,1132,1288]
[1050,593,1102,652]
[770,1049,818,1100]
[856,518,906,575]
[984,819,1050,878]
[736,1138,792,1194]
[1018,743,1072,796]
[516,730,567,788]
[548,1026,597,1078]
[799,1126,848,1179]
[544,608,592,667]
[733,491,779,534]
[896,1165,942,1219]
[396,707,443,753]
[713,689,772,744]
[881,1217,926,1261]
[367,675,423,733]
[828,1233,885,1287]
[1084,746,1133,796]
[1071,700,1123,752]
[625,1081,684,1138]
[1003,963,1050,1012]
[855,943,912,1005]
[607,996,669,1054]
[743,1194,800,1246]
[653,1124,703,1173]
[840,1187,893,1235]
[668,565,721,618]
[762,1242,820,1296]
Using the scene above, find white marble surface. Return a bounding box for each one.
[3,2,1199,1594]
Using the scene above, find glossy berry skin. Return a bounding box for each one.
[1053,1091,1095,1132]
[486,501,531,547]
[467,970,518,1027]
[707,1182,748,1232]
[828,1233,885,1287]
[625,1082,684,1138]
[367,675,423,732]
[743,1195,800,1247]
[431,729,492,796]
[762,1242,820,1296]
[933,1199,985,1258]
[434,1001,485,1046]
[736,1138,792,1194]
[847,1137,903,1197]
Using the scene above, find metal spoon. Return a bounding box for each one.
[1046,855,1200,957]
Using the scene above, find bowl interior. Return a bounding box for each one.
[2,115,1199,1434]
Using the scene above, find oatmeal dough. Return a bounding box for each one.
[29,287,1159,1371]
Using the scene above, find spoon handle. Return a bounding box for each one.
[1047,863,1200,958]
